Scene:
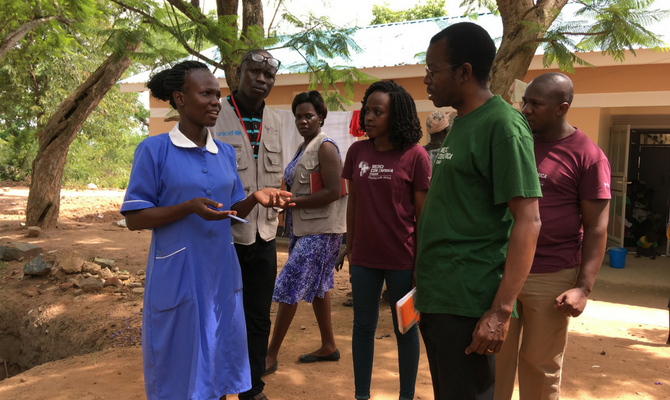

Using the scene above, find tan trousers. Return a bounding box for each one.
[494,267,579,400]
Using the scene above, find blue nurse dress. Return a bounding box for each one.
[121,123,251,400]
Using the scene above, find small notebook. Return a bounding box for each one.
[309,172,347,196]
[396,287,420,334]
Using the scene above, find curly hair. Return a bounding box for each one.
[146,60,209,109]
[359,81,422,151]
[291,91,328,127]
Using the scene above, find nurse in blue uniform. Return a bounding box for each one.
[121,61,293,400]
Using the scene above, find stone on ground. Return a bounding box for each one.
[59,252,85,274]
[80,277,103,293]
[23,255,50,276]
[25,226,41,238]
[0,242,42,261]
[82,261,101,274]
[99,267,114,280]
[103,277,123,287]
[93,257,114,269]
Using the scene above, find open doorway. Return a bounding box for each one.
[625,129,670,256]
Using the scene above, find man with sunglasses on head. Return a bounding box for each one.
[212,49,283,400]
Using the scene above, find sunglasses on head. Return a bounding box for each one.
[242,52,281,69]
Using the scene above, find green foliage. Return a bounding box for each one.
[110,0,376,109]
[575,0,669,58]
[64,115,146,188]
[277,12,378,110]
[539,0,668,72]
[371,0,447,24]
[456,0,669,78]
[460,0,499,18]
[0,0,105,58]
[0,1,154,187]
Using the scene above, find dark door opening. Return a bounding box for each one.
[626,129,670,254]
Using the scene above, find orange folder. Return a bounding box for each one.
[396,287,420,334]
[309,172,347,196]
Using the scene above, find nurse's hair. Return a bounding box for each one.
[359,80,422,151]
[146,61,209,109]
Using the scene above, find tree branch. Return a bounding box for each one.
[267,0,283,37]
[165,0,210,25]
[109,0,228,70]
[518,30,608,48]
[558,30,607,37]
[281,43,327,90]
[0,15,69,61]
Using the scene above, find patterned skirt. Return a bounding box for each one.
[272,210,343,304]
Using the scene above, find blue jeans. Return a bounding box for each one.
[351,264,420,400]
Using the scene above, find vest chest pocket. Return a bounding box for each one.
[263,135,282,173]
[264,152,282,173]
[296,153,320,185]
[232,144,248,171]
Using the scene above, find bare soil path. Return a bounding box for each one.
[0,186,668,400]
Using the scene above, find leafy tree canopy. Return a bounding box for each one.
[424,0,668,96]
[0,1,164,186]
[112,0,378,110]
[371,0,447,25]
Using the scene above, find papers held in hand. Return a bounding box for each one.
[396,287,420,334]
[309,172,348,196]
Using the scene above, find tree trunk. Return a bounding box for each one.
[0,16,66,61]
[216,0,241,92]
[216,0,237,19]
[25,42,140,228]
[241,0,263,40]
[489,0,568,98]
[229,0,263,92]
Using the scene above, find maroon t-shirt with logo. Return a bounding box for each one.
[532,128,611,273]
[342,140,431,270]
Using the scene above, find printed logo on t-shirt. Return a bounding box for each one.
[368,164,394,180]
[359,161,371,177]
[538,172,547,187]
[604,182,610,189]
[435,147,453,164]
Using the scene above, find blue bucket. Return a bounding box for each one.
[608,247,628,269]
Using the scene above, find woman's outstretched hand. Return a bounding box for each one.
[254,188,295,209]
[189,197,238,221]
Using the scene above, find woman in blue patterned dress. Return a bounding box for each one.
[264,91,347,374]
[122,61,292,400]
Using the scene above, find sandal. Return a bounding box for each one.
[262,361,277,377]
[298,349,340,363]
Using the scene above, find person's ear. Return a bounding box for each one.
[236,66,242,81]
[459,63,473,84]
[557,102,570,116]
[173,91,185,108]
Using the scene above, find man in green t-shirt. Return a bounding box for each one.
[415,22,543,400]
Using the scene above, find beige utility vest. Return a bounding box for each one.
[212,103,283,245]
[289,132,346,236]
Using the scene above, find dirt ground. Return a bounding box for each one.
[0,186,669,400]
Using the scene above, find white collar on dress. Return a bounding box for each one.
[168,122,218,154]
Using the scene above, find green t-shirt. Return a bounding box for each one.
[415,95,542,317]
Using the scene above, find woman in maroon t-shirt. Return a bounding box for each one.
[341,81,431,400]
